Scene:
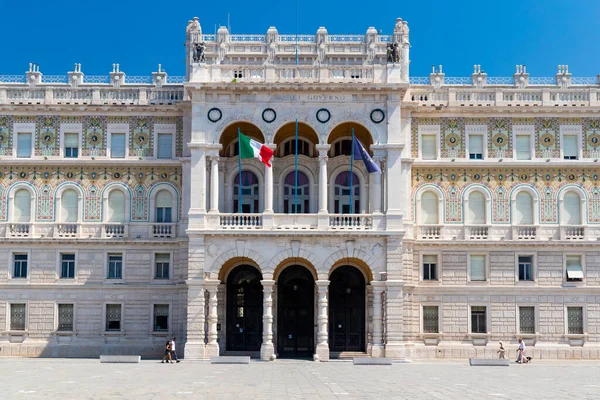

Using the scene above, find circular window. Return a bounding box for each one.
[207,108,222,123]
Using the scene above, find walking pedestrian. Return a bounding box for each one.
[170,337,180,363]
[161,341,173,364]
[516,338,527,363]
[497,341,506,359]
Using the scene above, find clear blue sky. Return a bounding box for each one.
[1,0,599,77]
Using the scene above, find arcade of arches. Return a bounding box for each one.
[203,260,385,361]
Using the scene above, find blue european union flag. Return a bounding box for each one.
[352,136,381,173]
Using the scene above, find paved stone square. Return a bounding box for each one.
[0,358,598,399]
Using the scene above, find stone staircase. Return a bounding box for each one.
[329,351,369,360]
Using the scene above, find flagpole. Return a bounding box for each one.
[294,118,299,213]
[295,0,299,66]
[349,128,354,214]
[238,127,242,214]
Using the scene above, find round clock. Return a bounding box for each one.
[370,109,385,124]
[207,108,222,123]
[316,108,331,124]
[262,108,276,123]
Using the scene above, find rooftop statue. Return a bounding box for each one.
[193,42,206,63]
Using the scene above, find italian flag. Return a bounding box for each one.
[239,132,274,167]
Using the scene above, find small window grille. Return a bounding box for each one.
[58,304,74,331]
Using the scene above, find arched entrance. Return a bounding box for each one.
[329,266,366,352]
[277,265,315,358]
[226,265,263,352]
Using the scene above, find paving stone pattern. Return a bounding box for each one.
[0,358,598,399]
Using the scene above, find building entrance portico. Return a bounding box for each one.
[329,266,366,353]
[276,265,315,358]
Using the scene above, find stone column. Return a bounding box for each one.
[372,157,383,213]
[209,156,219,212]
[315,280,330,361]
[316,146,329,212]
[205,281,220,357]
[188,145,207,229]
[384,280,406,360]
[264,161,274,212]
[183,283,206,360]
[371,281,385,357]
[260,279,276,360]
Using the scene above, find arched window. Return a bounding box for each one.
[467,191,486,224]
[563,192,581,225]
[515,192,534,225]
[61,189,79,223]
[14,189,31,222]
[155,190,173,223]
[421,191,439,224]
[107,190,126,222]
[334,171,359,214]
[330,139,352,157]
[234,171,259,213]
[283,171,309,213]
[279,139,312,157]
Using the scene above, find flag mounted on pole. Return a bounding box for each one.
[239,132,274,167]
[352,136,381,174]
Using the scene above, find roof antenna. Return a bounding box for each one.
[228,13,230,33]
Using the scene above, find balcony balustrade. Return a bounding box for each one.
[417,225,443,239]
[102,223,128,238]
[219,214,263,229]
[512,225,538,240]
[149,223,177,238]
[55,223,80,238]
[7,223,33,238]
[329,214,373,230]
[561,226,586,240]
[465,225,490,240]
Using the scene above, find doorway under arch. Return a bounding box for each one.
[329,265,366,352]
[277,265,315,358]
[226,265,263,352]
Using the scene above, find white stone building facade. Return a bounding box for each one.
[0,17,599,360]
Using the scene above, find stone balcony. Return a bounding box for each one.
[415,224,596,241]
[3,222,180,240]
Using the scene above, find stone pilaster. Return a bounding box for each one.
[371,281,385,357]
[209,156,219,212]
[260,279,276,360]
[205,281,220,357]
[314,280,330,361]
[183,282,206,360]
[384,279,406,360]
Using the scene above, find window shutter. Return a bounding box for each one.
[421,135,436,160]
[469,135,483,154]
[421,192,439,224]
[563,135,577,158]
[515,192,534,225]
[17,133,32,158]
[516,135,531,160]
[64,133,79,148]
[111,133,126,158]
[156,254,170,263]
[157,133,173,159]
[423,255,437,264]
[108,191,126,222]
[156,190,172,208]
[563,192,581,225]
[14,189,31,222]
[470,255,486,281]
[468,192,486,224]
[61,189,78,223]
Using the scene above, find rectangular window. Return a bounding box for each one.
[471,306,487,333]
[105,304,122,331]
[563,135,578,160]
[422,306,439,333]
[469,135,483,160]
[155,253,170,279]
[13,253,28,278]
[64,133,79,158]
[422,255,437,280]
[156,208,172,223]
[10,303,26,331]
[567,307,583,334]
[153,304,169,332]
[470,255,486,281]
[17,133,32,158]
[519,306,535,334]
[60,253,76,279]
[516,135,531,160]
[107,254,123,279]
[421,135,437,160]
[157,133,173,159]
[58,304,74,332]
[566,255,583,282]
[111,133,126,158]
[518,256,533,281]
